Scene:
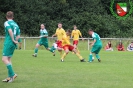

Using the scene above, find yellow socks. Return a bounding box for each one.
[75,53,83,60]
[61,53,67,60]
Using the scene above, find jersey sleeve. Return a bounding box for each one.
[62,29,66,35]
[92,33,96,39]
[4,21,11,30]
[71,30,74,37]
[16,27,20,36]
[55,29,58,35]
[78,30,82,37]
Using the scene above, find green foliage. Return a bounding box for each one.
[0,0,133,37]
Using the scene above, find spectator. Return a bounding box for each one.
[117,42,125,51]
[104,41,113,51]
[127,42,133,51]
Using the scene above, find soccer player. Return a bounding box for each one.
[2,11,20,82]
[52,23,66,56]
[88,29,102,62]
[71,25,83,53]
[61,30,85,62]
[32,24,55,57]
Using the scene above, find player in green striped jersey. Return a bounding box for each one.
[32,24,55,57]
[88,29,102,62]
[2,11,19,83]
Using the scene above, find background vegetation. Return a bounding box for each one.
[0,0,133,37]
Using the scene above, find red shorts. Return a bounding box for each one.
[63,45,74,51]
[73,40,79,45]
[56,41,62,48]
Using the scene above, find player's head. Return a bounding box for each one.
[58,23,62,29]
[108,41,111,44]
[131,42,133,45]
[6,11,14,19]
[41,24,45,29]
[73,25,77,30]
[88,29,94,35]
[119,42,122,45]
[66,29,71,36]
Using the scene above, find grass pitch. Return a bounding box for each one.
[0,50,133,88]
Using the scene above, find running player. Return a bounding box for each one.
[52,23,65,56]
[2,11,20,83]
[32,24,55,57]
[71,25,83,53]
[61,30,85,62]
[88,29,102,62]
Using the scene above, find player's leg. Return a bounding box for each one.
[95,46,102,62]
[71,46,85,62]
[57,41,63,57]
[44,43,56,56]
[89,52,93,62]
[48,46,56,56]
[61,45,69,62]
[2,45,17,82]
[32,43,40,57]
[73,40,80,54]
[89,46,98,62]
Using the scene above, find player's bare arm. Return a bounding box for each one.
[16,35,20,41]
[52,34,57,37]
[91,39,96,46]
[8,29,18,44]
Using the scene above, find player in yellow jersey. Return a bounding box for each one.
[71,25,83,53]
[61,30,85,62]
[52,23,65,56]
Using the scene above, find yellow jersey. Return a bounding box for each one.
[62,34,71,46]
[71,29,82,40]
[55,28,65,41]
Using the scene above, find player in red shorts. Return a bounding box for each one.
[52,23,65,56]
[71,25,83,53]
[61,30,85,62]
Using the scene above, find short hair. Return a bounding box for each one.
[67,29,72,33]
[88,29,93,32]
[6,11,14,19]
[58,22,62,25]
[41,24,45,26]
[73,25,77,27]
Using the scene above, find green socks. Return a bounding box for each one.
[49,46,56,53]
[35,48,38,54]
[89,54,92,62]
[96,54,100,59]
[7,64,14,77]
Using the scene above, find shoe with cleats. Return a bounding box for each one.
[80,59,86,62]
[61,59,64,62]
[32,54,37,57]
[98,59,101,62]
[2,74,17,82]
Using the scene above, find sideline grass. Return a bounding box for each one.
[0,50,133,88]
